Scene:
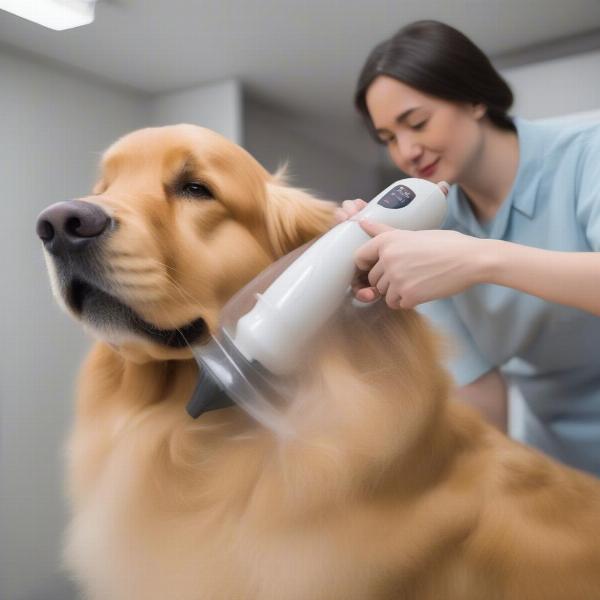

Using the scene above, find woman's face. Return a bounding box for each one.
[365,75,486,184]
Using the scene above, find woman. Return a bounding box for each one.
[338,20,600,476]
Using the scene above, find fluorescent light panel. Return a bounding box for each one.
[0,0,96,31]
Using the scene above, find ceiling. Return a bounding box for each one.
[2,0,600,124]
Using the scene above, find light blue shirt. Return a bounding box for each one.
[418,117,600,476]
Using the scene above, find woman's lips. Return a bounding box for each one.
[417,158,440,178]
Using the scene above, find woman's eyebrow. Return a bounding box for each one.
[375,107,423,135]
[395,107,422,124]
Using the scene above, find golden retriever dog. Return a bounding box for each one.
[37,124,600,600]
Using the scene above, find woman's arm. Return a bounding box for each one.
[457,368,508,432]
[354,221,600,316]
[482,239,600,317]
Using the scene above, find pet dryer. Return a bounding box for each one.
[186,178,448,432]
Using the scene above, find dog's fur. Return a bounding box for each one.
[40,125,600,600]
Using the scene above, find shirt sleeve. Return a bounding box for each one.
[576,128,600,251]
[417,298,493,387]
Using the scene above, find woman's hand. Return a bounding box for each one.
[334,199,368,224]
[353,220,486,308]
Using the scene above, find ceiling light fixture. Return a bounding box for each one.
[0,0,97,31]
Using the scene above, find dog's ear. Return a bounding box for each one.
[264,167,335,257]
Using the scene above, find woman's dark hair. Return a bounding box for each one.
[355,20,514,139]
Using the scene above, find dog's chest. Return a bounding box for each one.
[64,412,380,600]
[65,481,376,600]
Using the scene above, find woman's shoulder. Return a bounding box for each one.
[517,115,600,153]
[514,117,600,183]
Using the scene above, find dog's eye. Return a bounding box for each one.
[179,182,213,199]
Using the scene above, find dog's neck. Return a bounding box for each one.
[80,330,483,514]
[106,339,197,364]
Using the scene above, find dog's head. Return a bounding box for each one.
[36,125,334,360]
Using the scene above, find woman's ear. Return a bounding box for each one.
[263,167,335,257]
[472,103,487,120]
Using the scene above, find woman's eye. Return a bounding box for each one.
[411,120,428,131]
[179,182,213,199]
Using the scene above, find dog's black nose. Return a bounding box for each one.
[36,200,111,254]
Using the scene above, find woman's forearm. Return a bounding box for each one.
[478,239,600,317]
[457,368,508,432]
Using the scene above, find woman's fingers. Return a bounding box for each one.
[346,198,368,215]
[351,269,369,293]
[334,199,368,223]
[386,292,403,309]
[376,275,390,296]
[351,269,381,303]
[333,209,346,224]
[367,260,385,288]
[354,235,385,271]
[355,286,381,303]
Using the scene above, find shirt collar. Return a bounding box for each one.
[447,118,546,236]
[511,118,545,218]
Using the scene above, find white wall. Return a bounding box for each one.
[0,47,149,600]
[501,48,600,118]
[150,78,243,143]
[244,99,380,202]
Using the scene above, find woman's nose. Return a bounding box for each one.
[397,136,423,164]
